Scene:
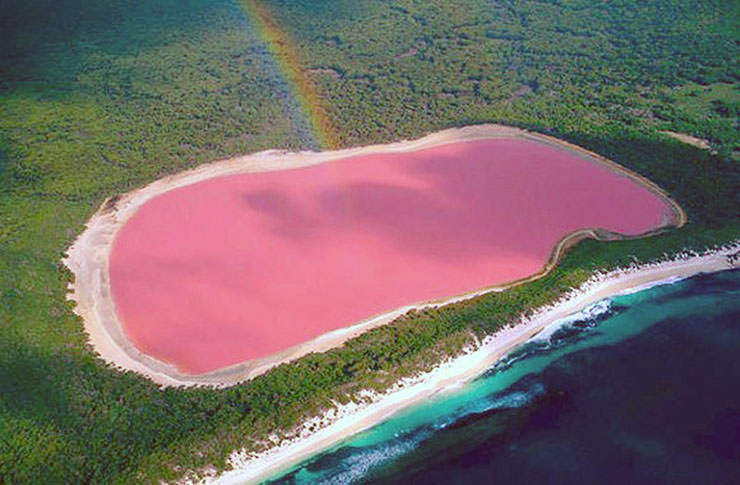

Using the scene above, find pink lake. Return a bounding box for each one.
[110,138,674,374]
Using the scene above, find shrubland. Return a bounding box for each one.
[0,0,738,482]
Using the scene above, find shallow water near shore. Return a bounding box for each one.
[268,269,740,484]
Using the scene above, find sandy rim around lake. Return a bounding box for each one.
[63,124,687,388]
[199,243,740,485]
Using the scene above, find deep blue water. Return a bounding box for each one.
[269,269,740,484]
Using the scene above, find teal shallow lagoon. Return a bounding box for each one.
[270,269,740,484]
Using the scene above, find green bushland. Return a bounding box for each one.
[1,0,738,483]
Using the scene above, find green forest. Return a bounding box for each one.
[1,0,739,482]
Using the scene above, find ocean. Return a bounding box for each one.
[268,269,740,484]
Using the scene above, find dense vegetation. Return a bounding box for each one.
[1,0,738,482]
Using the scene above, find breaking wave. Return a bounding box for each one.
[276,379,547,484]
[491,299,617,374]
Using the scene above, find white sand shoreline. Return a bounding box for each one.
[63,124,685,387]
[661,130,713,151]
[203,243,739,484]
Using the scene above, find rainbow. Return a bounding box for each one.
[240,0,340,150]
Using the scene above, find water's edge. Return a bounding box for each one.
[270,268,740,484]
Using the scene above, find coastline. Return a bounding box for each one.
[62,124,685,387]
[207,243,739,484]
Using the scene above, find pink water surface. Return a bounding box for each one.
[110,139,673,374]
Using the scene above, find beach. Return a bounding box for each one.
[60,123,735,483]
[208,243,739,484]
[63,124,685,387]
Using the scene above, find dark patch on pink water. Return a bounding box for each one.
[110,139,673,374]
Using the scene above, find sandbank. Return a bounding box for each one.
[661,130,712,150]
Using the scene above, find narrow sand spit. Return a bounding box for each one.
[200,243,739,485]
[63,124,686,387]
[661,130,713,151]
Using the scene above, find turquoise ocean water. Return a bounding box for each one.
[269,269,740,484]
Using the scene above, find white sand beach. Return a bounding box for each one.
[200,243,739,484]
